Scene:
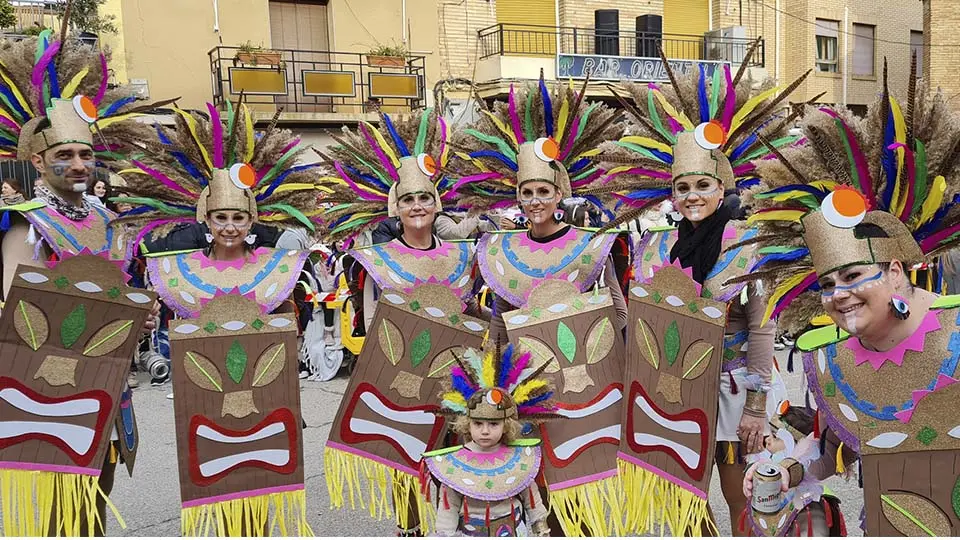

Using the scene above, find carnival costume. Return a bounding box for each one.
[740,62,960,536]
[319,109,488,535]
[421,344,557,536]
[112,102,322,318]
[596,53,809,534]
[112,102,320,536]
[0,31,162,535]
[452,75,628,536]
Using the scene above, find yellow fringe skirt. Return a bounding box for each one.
[181,487,313,537]
[1,468,124,536]
[546,473,625,537]
[618,458,717,536]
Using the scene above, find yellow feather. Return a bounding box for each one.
[95,112,139,129]
[577,148,601,158]
[730,85,782,134]
[810,180,838,191]
[746,209,805,224]
[0,60,33,117]
[918,175,946,226]
[555,98,570,142]
[513,379,547,404]
[480,350,495,388]
[763,270,814,323]
[620,136,674,154]
[652,89,693,131]
[442,392,467,408]
[362,121,401,168]
[481,110,518,148]
[117,167,146,176]
[455,151,490,172]
[889,98,907,215]
[174,108,213,170]
[61,67,90,99]
[242,105,255,163]
[257,182,317,195]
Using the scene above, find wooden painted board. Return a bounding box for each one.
[169,294,304,505]
[326,285,486,473]
[0,255,156,474]
[619,265,727,497]
[504,286,624,489]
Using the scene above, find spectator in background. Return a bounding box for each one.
[942,247,960,294]
[1,177,25,205]
[87,177,109,206]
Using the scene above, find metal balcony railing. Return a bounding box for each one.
[209,46,427,114]
[478,23,764,67]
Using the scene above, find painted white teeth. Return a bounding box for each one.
[357,391,435,425]
[196,422,285,444]
[556,388,622,419]
[346,391,436,463]
[552,425,620,461]
[0,388,100,416]
[0,421,95,454]
[199,449,290,477]
[633,394,702,469]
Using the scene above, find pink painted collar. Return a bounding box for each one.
[191,247,270,271]
[846,309,942,371]
[389,237,454,260]
[456,443,512,466]
[516,227,579,254]
[894,374,958,423]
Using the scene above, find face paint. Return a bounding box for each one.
[844,312,858,335]
[820,271,885,302]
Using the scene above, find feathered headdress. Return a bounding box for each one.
[439,343,558,423]
[111,101,323,247]
[451,71,625,219]
[316,108,454,244]
[0,30,160,161]
[738,58,960,332]
[595,42,813,230]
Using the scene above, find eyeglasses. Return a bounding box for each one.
[397,192,437,209]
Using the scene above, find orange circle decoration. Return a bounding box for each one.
[533,137,560,162]
[72,95,98,123]
[778,400,791,415]
[229,163,257,190]
[486,389,503,406]
[693,121,725,150]
[821,186,866,228]
[417,153,437,176]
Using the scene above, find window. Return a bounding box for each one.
[815,19,839,73]
[852,24,875,77]
[911,31,924,74]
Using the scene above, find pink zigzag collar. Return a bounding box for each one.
[845,309,942,371]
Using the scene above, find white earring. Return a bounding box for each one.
[205,233,214,244]
[245,234,257,245]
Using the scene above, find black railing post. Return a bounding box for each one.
[498,23,505,55]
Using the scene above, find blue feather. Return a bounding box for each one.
[0,210,9,231]
[697,64,709,123]
[749,248,810,271]
[256,163,321,201]
[451,373,477,401]
[520,391,553,407]
[736,177,760,190]
[345,164,391,193]
[100,96,136,118]
[497,344,513,388]
[916,195,960,238]
[583,194,615,219]
[156,125,207,186]
[569,158,591,174]
[46,53,59,98]
[381,114,410,157]
[880,107,897,210]
[540,77,553,137]
[0,83,28,121]
[624,187,672,200]
[650,149,674,164]
[469,150,518,171]
[759,184,828,200]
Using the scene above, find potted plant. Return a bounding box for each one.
[234,41,283,66]
[366,42,408,68]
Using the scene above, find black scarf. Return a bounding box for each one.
[669,202,733,285]
[35,185,90,221]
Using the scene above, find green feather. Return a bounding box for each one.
[464,129,518,160]
[647,90,676,144]
[911,140,928,218]
[224,100,237,164]
[572,166,599,181]
[256,145,300,187]
[615,140,668,163]
[709,69,722,120]
[413,108,433,156]
[836,118,862,193]
[736,135,800,164]
[259,203,316,231]
[342,147,390,186]
[113,197,194,216]
[574,103,600,142]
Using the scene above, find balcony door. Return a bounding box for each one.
[269,0,332,112]
[663,0,708,60]
[496,0,556,56]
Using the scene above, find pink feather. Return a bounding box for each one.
[131,160,198,198]
[206,103,224,168]
[333,161,388,201]
[501,351,531,390]
[444,171,501,198]
[508,85,525,145]
[769,272,818,321]
[359,123,399,181]
[732,163,756,176]
[94,53,108,105]
[280,138,300,155]
[570,169,603,188]
[134,218,193,249]
[517,405,553,415]
[559,114,581,160]
[31,40,61,112]
[721,64,736,132]
[0,115,20,133]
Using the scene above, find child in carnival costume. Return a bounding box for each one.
[740,402,847,536]
[739,59,960,536]
[594,47,810,534]
[423,344,557,536]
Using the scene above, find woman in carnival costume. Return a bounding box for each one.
[422,343,557,536]
[740,61,960,536]
[595,49,810,534]
[453,74,628,536]
[318,109,489,536]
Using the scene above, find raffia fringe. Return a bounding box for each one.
[1,468,125,536]
[547,474,625,537]
[324,446,435,533]
[181,488,314,537]
[618,459,717,537]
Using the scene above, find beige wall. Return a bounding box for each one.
[559,0,662,31]
[437,0,496,80]
[924,0,960,99]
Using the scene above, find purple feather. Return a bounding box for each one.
[0,115,19,133]
[206,103,224,168]
[517,405,554,415]
[501,350,532,390]
[570,169,604,188]
[823,109,876,208]
[359,122,399,180]
[444,172,501,199]
[451,367,478,400]
[94,53,108,105]
[133,218,193,249]
[31,40,61,112]
[667,117,683,135]
[508,85,525,145]
[721,64,736,131]
[733,163,756,176]
[559,114,581,160]
[334,161,388,201]
[132,160,199,198]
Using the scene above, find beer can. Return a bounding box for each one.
[751,464,783,514]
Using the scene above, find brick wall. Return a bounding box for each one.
[437,0,497,79]
[558,0,662,32]
[924,0,960,99]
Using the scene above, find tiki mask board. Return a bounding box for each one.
[328,285,487,474]
[0,255,156,474]
[504,282,624,489]
[620,265,727,497]
[169,295,304,505]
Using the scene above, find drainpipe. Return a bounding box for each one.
[401,0,407,45]
[842,6,848,105]
[774,0,780,81]
[212,0,220,33]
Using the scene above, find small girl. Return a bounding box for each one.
[421,345,555,536]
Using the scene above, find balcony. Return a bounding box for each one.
[209,46,427,123]
[474,24,764,97]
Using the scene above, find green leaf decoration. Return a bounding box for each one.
[60,304,87,349]
[585,317,614,364]
[557,321,577,363]
[14,300,48,351]
[226,339,247,384]
[952,477,960,520]
[664,321,680,366]
[377,319,404,365]
[410,329,431,368]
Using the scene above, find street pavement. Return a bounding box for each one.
[98,348,863,536]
